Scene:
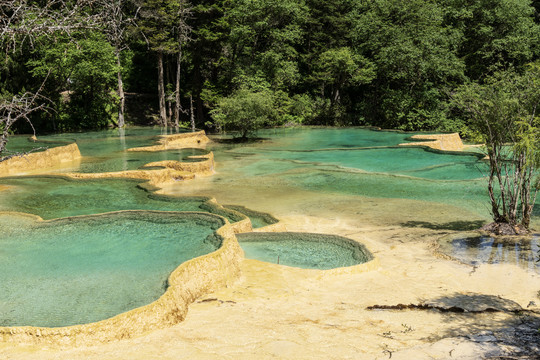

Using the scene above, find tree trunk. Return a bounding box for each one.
[175,43,182,128]
[193,58,205,125]
[116,49,125,128]
[190,94,195,132]
[520,167,538,230]
[166,58,173,124]
[157,51,167,127]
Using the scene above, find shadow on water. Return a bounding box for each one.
[401,220,487,231]
[211,137,269,144]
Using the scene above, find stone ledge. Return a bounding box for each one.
[128,130,210,152]
[0,211,244,346]
[400,133,464,151]
[0,143,82,177]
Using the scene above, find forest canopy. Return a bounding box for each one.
[2,0,540,136]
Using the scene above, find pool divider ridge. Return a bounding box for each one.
[0,129,381,345]
[0,210,244,346]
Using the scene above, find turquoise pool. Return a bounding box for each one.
[0,211,224,327]
[237,232,373,270]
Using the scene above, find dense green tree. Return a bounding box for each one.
[3,0,540,141]
[350,0,465,130]
[1,0,108,155]
[444,0,540,80]
[100,0,136,128]
[27,31,117,131]
[210,87,276,139]
[313,47,375,121]
[186,0,232,127]
[452,68,540,231]
[225,0,307,90]
[137,0,177,126]
[301,0,354,77]
[172,0,192,129]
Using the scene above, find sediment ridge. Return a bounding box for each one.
[0,211,244,346]
[400,133,465,151]
[0,143,81,176]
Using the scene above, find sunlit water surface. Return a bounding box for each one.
[1,126,539,327]
[237,232,373,269]
[0,212,223,327]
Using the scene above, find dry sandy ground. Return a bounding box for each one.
[1,179,539,359]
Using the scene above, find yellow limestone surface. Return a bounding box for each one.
[0,143,81,176]
[0,130,261,346]
[2,198,538,359]
[400,133,465,151]
[60,132,215,190]
[65,152,215,189]
[145,151,215,176]
[128,130,210,152]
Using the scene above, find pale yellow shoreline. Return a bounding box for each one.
[0,130,538,359]
[399,132,482,152]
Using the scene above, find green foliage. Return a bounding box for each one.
[210,88,277,138]
[137,0,179,54]
[3,0,540,135]
[350,0,465,130]
[27,31,117,131]
[276,92,317,125]
[452,67,540,228]
[225,0,308,90]
[445,0,540,79]
[315,47,375,106]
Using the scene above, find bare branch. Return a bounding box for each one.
[1,1,95,160]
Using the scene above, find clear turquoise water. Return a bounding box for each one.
[0,211,223,327]
[41,127,187,155]
[3,135,72,157]
[0,176,248,225]
[237,232,373,269]
[76,148,208,173]
[47,127,208,173]
[257,147,486,180]
[224,205,279,229]
[438,234,540,273]
[1,126,539,327]
[210,127,538,220]
[7,127,208,173]
[248,127,417,150]
[218,128,487,181]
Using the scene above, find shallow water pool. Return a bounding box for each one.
[237,232,373,269]
[437,234,540,273]
[0,176,246,224]
[0,211,224,327]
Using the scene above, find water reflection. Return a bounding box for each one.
[442,234,540,273]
